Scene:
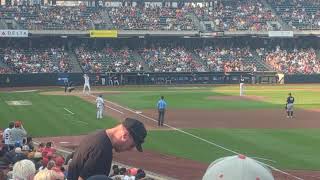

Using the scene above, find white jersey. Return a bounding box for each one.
[84,75,90,84]
[3,128,12,145]
[96,97,104,108]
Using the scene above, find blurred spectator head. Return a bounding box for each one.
[15,147,22,153]
[136,169,146,179]
[119,167,127,175]
[202,154,274,180]
[54,156,65,167]
[14,121,22,128]
[27,136,32,143]
[12,159,36,180]
[46,160,56,170]
[127,168,138,176]
[9,121,15,128]
[33,152,42,159]
[22,145,30,151]
[46,142,52,148]
[33,169,62,180]
[15,141,22,148]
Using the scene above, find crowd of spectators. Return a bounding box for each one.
[2,1,320,31]
[0,5,106,30]
[139,46,206,72]
[108,6,196,31]
[1,48,72,73]
[263,47,320,74]
[269,0,320,30]
[191,0,276,31]
[194,47,258,72]
[0,122,150,180]
[0,67,11,74]
[75,47,141,73]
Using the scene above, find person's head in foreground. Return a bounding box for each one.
[202,154,274,180]
[107,118,147,152]
[12,159,36,180]
[33,169,64,180]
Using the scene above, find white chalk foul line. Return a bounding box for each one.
[69,119,88,125]
[89,94,124,114]
[104,99,303,180]
[106,105,124,114]
[64,108,74,115]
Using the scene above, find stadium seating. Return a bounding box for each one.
[0,48,72,73]
[268,0,320,30]
[263,47,320,74]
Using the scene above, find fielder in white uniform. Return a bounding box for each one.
[240,76,245,96]
[96,94,105,119]
[83,74,91,94]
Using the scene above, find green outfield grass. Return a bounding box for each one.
[0,92,118,137]
[1,84,320,170]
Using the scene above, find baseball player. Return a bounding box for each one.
[96,94,105,119]
[83,74,91,94]
[239,76,245,96]
[286,92,295,118]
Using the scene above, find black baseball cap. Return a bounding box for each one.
[122,118,147,152]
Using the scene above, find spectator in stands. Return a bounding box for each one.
[41,142,56,158]
[10,121,27,149]
[12,159,36,180]
[25,136,34,151]
[3,122,15,151]
[264,47,320,74]
[67,118,147,180]
[109,165,120,177]
[135,169,146,179]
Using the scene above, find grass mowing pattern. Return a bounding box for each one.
[0,92,118,137]
[106,91,280,110]
[146,129,320,170]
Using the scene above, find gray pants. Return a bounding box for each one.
[287,103,294,112]
[158,109,165,126]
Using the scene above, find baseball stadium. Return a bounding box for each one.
[1,0,320,180]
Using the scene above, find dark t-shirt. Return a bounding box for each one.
[287,96,294,104]
[67,130,113,180]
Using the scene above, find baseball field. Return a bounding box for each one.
[1,84,320,179]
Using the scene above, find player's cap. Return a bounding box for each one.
[122,118,147,152]
[202,154,274,180]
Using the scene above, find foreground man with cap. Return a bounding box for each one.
[67,118,147,180]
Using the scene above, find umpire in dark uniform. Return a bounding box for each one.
[157,96,167,126]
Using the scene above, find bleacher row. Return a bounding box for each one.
[1,47,320,74]
[0,0,320,31]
